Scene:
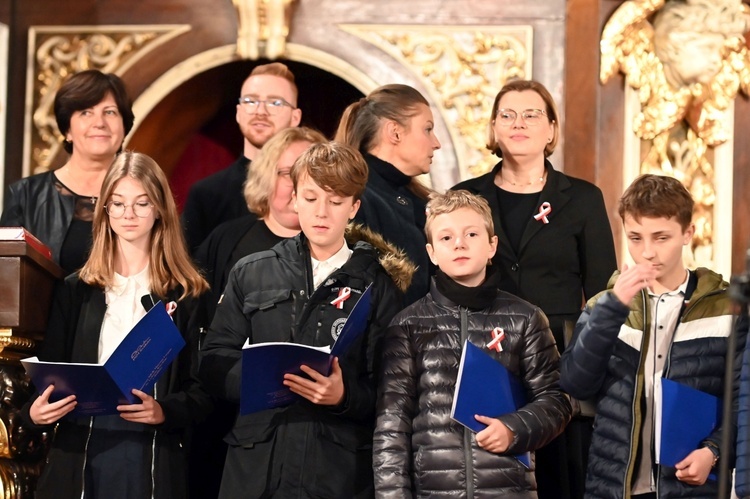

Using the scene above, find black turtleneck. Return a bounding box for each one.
[434,266,500,310]
[364,153,412,187]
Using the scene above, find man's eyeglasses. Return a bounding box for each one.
[238,97,295,115]
[105,201,154,219]
[495,108,548,127]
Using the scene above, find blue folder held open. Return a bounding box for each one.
[240,284,372,415]
[451,340,531,468]
[22,302,185,417]
[656,377,721,477]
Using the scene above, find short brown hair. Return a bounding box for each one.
[248,62,298,104]
[291,142,368,200]
[424,190,495,244]
[54,70,134,154]
[487,79,559,158]
[244,127,327,216]
[618,174,694,230]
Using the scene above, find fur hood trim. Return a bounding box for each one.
[345,223,417,294]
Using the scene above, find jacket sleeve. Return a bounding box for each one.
[181,184,210,254]
[198,264,249,403]
[157,294,214,431]
[19,277,78,429]
[0,181,25,227]
[579,187,617,301]
[498,308,573,454]
[335,274,403,422]
[560,291,630,399]
[373,321,416,498]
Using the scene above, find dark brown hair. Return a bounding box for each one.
[335,84,432,200]
[54,70,134,154]
[291,142,368,201]
[487,79,559,158]
[334,84,428,153]
[618,174,694,230]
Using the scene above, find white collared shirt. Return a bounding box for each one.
[99,265,151,363]
[310,241,352,289]
[633,269,690,494]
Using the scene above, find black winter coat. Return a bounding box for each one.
[21,274,212,499]
[354,154,433,306]
[560,269,747,498]
[1,170,76,265]
[199,226,414,498]
[374,280,572,498]
[181,156,251,253]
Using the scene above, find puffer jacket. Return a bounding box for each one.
[730,312,750,497]
[199,224,415,499]
[374,280,572,498]
[1,170,75,264]
[560,268,745,499]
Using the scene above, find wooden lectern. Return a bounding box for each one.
[0,228,64,498]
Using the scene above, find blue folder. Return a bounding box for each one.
[240,285,372,415]
[451,340,531,468]
[658,377,720,478]
[22,302,185,417]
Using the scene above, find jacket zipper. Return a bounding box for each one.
[150,384,158,499]
[624,291,650,498]
[459,307,475,499]
[80,417,94,499]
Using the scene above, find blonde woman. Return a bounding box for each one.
[22,151,210,499]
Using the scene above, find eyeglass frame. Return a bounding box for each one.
[104,200,155,219]
[238,96,296,115]
[494,108,549,127]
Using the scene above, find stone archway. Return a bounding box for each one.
[125,44,375,208]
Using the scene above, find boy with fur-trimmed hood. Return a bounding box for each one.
[200,142,414,498]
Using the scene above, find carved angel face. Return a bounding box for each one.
[661,31,726,87]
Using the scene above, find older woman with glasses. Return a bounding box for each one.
[1,70,134,274]
[453,79,617,499]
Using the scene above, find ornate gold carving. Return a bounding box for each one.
[25,25,191,176]
[600,0,750,269]
[339,25,532,179]
[233,0,298,60]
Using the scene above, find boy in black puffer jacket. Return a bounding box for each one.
[374,190,572,498]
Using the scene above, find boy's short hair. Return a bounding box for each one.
[291,141,368,200]
[424,190,495,244]
[618,174,694,230]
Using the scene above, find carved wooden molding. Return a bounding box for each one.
[23,25,191,177]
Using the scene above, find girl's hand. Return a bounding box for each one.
[29,384,77,425]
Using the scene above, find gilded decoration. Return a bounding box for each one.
[233,0,298,60]
[24,25,191,176]
[600,0,750,268]
[339,25,532,179]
